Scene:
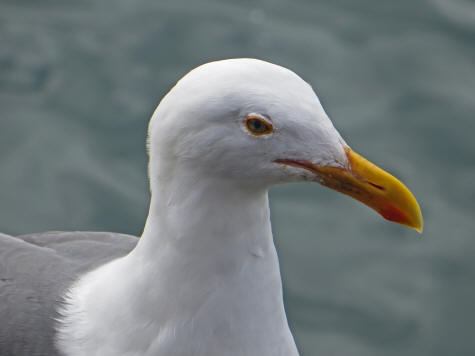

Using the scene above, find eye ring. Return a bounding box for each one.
[244,116,274,136]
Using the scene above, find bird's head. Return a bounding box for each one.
[148,58,423,232]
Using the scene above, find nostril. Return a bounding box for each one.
[368,181,385,191]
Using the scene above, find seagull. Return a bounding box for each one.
[0,58,422,356]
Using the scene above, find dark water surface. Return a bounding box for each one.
[1,0,474,354]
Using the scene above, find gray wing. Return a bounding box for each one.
[0,231,138,356]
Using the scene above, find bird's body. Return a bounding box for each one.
[0,59,422,355]
[57,188,298,356]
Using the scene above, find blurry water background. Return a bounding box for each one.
[1,0,474,355]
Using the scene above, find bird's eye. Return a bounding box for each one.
[244,116,273,136]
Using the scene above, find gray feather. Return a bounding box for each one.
[0,231,138,356]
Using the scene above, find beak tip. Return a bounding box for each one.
[411,217,423,234]
[405,209,423,234]
[410,203,424,234]
[414,218,424,234]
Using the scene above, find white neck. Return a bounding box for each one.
[56,162,299,356]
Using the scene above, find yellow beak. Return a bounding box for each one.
[277,147,423,232]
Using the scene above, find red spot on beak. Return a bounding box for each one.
[380,204,409,224]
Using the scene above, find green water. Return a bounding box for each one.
[1,0,474,354]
